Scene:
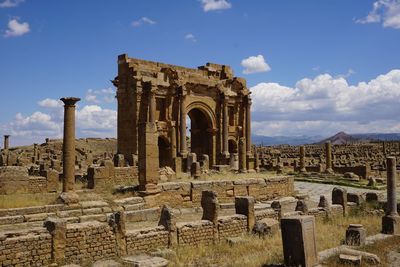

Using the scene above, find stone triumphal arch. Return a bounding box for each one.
[113,54,255,175]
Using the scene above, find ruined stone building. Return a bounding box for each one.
[113,54,255,173]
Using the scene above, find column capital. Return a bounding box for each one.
[60,97,80,106]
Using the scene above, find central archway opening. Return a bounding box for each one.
[158,136,171,168]
[187,108,212,168]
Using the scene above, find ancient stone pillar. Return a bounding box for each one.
[382,156,400,235]
[44,218,67,265]
[325,141,333,173]
[299,145,306,173]
[179,90,187,158]
[148,84,156,123]
[109,211,127,256]
[3,135,9,150]
[138,122,159,194]
[332,187,347,216]
[222,94,229,158]
[158,205,177,246]
[239,137,247,173]
[235,196,255,231]
[281,216,318,267]
[170,121,177,159]
[254,147,260,172]
[201,190,219,224]
[383,141,387,155]
[59,97,80,203]
[245,97,252,156]
[33,143,38,162]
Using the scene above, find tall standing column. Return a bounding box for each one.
[148,85,156,123]
[239,137,247,173]
[222,94,229,158]
[382,157,400,234]
[299,145,306,173]
[3,135,9,150]
[179,90,188,158]
[245,97,252,156]
[59,97,80,204]
[325,141,333,173]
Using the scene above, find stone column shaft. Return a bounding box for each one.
[222,96,229,157]
[386,157,398,216]
[3,135,9,150]
[246,98,252,156]
[179,93,187,157]
[61,97,80,193]
[149,87,156,123]
[170,122,177,159]
[325,141,333,173]
[299,146,306,172]
[239,137,247,173]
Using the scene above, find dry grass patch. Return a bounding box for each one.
[166,214,381,267]
[324,236,400,266]
[0,193,57,209]
[316,213,381,251]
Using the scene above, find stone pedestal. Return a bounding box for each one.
[345,224,366,246]
[332,187,347,216]
[281,216,319,267]
[235,196,255,231]
[201,190,219,224]
[191,161,201,179]
[138,122,160,194]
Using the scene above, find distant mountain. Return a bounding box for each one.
[352,133,400,141]
[317,131,358,145]
[252,132,400,146]
[252,134,324,146]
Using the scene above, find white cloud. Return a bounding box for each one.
[132,17,156,27]
[0,0,24,8]
[356,0,400,29]
[38,98,62,108]
[184,33,196,42]
[250,69,400,136]
[1,97,117,145]
[201,0,232,12]
[4,18,30,37]
[85,88,115,104]
[336,68,355,79]
[241,55,271,74]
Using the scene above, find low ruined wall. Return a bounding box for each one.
[87,161,138,189]
[65,221,117,264]
[155,176,294,208]
[177,220,215,245]
[126,226,169,253]
[0,229,52,266]
[0,166,59,195]
[333,166,369,179]
[217,215,247,239]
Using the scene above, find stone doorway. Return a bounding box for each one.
[158,136,171,168]
[187,108,212,168]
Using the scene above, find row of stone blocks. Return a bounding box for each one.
[0,192,258,266]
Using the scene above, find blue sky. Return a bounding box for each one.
[1,0,400,146]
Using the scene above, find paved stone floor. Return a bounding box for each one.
[294,181,381,203]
